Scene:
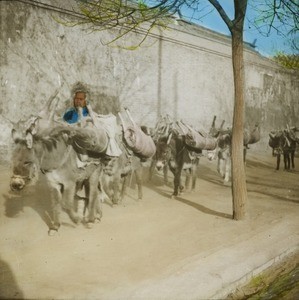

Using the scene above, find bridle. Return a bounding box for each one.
[10,174,31,182]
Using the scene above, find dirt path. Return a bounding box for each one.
[0,151,298,299]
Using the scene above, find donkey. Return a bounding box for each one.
[207,130,232,183]
[207,116,260,183]
[269,128,298,170]
[154,130,200,197]
[99,141,144,204]
[148,115,173,185]
[10,126,104,235]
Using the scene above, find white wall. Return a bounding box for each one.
[1,0,298,161]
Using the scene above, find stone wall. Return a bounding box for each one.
[1,0,298,162]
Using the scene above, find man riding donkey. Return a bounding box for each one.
[62,83,122,165]
[61,83,123,215]
[62,84,156,205]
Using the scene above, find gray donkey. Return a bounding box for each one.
[10,125,106,235]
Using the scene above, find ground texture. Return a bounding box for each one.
[0,150,298,299]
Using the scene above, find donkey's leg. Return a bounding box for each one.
[119,172,129,202]
[243,147,247,164]
[191,161,198,191]
[75,180,88,218]
[191,173,197,191]
[86,167,102,226]
[64,182,81,224]
[148,159,156,182]
[283,153,290,170]
[291,151,295,169]
[276,154,281,170]
[224,157,231,183]
[219,158,225,178]
[134,168,143,201]
[163,165,169,185]
[48,183,63,235]
[172,167,182,197]
[173,171,179,197]
[184,169,191,191]
[111,174,122,205]
[217,157,221,175]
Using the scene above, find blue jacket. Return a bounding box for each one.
[63,107,89,124]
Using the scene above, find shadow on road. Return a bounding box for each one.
[173,196,232,219]
[147,182,232,219]
[2,177,78,230]
[0,256,24,299]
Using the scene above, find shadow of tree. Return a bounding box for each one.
[173,196,232,219]
[148,184,232,220]
[246,179,299,204]
[198,157,299,204]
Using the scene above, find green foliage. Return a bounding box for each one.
[62,1,298,52]
[71,0,174,48]
[273,52,299,70]
[249,0,299,52]
[138,0,149,10]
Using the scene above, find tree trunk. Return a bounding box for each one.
[231,29,247,220]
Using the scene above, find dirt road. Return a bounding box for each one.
[0,151,298,299]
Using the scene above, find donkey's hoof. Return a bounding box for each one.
[48,229,58,236]
[72,216,82,224]
[86,222,94,229]
[95,218,101,224]
[68,209,81,224]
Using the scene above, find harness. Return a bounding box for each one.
[10,174,31,182]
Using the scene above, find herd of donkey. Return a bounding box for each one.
[8,95,299,235]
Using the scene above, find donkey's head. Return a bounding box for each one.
[10,129,40,191]
[155,135,172,171]
[206,131,231,161]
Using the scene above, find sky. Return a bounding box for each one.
[177,0,298,57]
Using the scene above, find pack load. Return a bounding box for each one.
[243,123,260,146]
[94,112,122,157]
[69,105,123,158]
[71,126,109,156]
[177,121,217,152]
[118,108,156,159]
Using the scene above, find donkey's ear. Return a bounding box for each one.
[166,132,173,145]
[12,129,21,142]
[25,132,33,149]
[11,128,24,143]
[62,133,69,143]
[28,117,40,135]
